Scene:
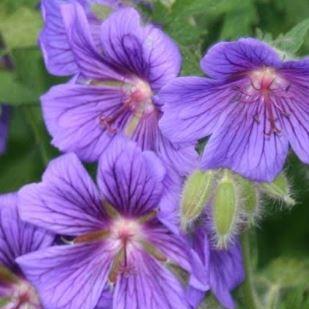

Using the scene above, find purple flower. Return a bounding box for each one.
[188,225,244,309]
[0,105,9,155]
[41,4,196,174]
[160,38,309,181]
[40,0,122,76]
[0,193,54,308]
[16,138,195,309]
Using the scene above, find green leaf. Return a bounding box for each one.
[261,257,309,288]
[171,0,226,17]
[0,110,44,192]
[280,287,309,309]
[274,18,309,55]
[220,0,257,39]
[159,0,176,8]
[0,6,42,50]
[0,0,38,12]
[180,44,203,76]
[0,71,37,105]
[11,48,49,95]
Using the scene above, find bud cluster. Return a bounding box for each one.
[181,169,295,249]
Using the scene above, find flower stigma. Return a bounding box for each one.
[98,78,155,136]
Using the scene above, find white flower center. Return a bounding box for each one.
[4,278,40,309]
[110,217,143,252]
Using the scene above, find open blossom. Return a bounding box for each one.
[160,38,309,181]
[41,4,196,174]
[0,193,54,308]
[0,105,9,154]
[188,224,244,309]
[40,0,122,76]
[17,139,197,309]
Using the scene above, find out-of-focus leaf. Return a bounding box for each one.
[0,0,39,12]
[280,287,309,309]
[0,71,37,105]
[171,0,226,17]
[274,18,309,55]
[159,0,175,8]
[220,0,257,39]
[166,16,206,45]
[261,257,309,288]
[0,6,42,50]
[255,28,273,43]
[11,48,49,95]
[181,44,203,76]
[0,110,43,193]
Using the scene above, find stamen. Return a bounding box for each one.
[103,201,120,219]
[142,240,167,262]
[98,78,155,136]
[108,248,125,283]
[99,105,129,134]
[236,67,291,136]
[74,230,109,244]
[138,210,157,224]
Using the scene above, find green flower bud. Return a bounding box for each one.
[260,173,296,207]
[213,171,239,248]
[238,177,260,226]
[181,170,214,231]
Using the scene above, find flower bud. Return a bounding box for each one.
[213,171,239,248]
[238,177,260,226]
[181,170,214,231]
[260,173,295,207]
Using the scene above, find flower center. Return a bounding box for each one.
[74,202,166,283]
[99,78,155,136]
[110,217,142,250]
[4,278,41,309]
[235,67,291,135]
[250,67,278,93]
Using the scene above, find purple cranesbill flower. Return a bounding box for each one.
[188,224,244,309]
[160,38,309,181]
[40,0,122,76]
[0,105,9,155]
[41,4,196,174]
[0,193,54,308]
[16,138,197,309]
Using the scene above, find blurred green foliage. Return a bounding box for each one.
[0,0,308,308]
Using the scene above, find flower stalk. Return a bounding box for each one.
[241,231,261,309]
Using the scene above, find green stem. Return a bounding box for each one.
[241,231,261,309]
[23,106,50,166]
[266,284,280,309]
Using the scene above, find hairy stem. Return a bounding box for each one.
[241,231,261,309]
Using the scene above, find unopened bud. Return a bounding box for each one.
[260,173,296,207]
[238,177,260,226]
[213,172,239,248]
[181,170,214,231]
